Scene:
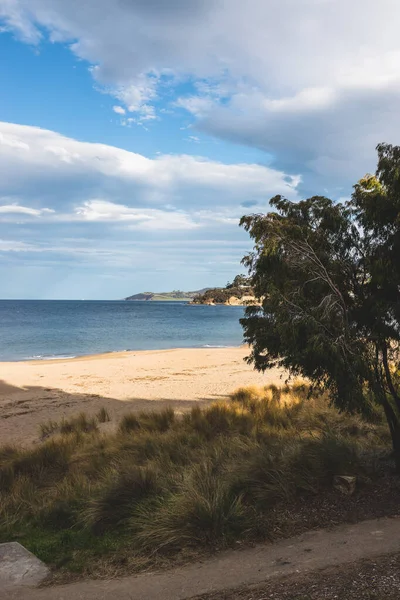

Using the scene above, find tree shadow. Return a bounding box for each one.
[0,379,215,446]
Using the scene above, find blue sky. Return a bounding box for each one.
[1,0,400,299]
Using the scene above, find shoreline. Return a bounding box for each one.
[2,344,245,365]
[0,346,286,445]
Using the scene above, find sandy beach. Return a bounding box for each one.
[0,347,285,445]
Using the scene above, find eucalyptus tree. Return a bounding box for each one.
[240,144,400,469]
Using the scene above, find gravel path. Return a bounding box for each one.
[197,552,400,599]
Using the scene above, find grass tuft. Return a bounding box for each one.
[85,465,162,532]
[59,413,98,435]
[39,420,59,440]
[133,459,251,550]
[137,407,175,432]
[96,407,111,423]
[119,413,140,433]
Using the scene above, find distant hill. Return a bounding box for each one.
[124,289,211,302]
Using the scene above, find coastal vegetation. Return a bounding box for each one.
[191,275,256,305]
[125,280,257,305]
[0,384,396,580]
[241,143,400,470]
[1,143,400,585]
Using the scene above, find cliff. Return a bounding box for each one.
[191,284,259,306]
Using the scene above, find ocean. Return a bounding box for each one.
[0,300,246,361]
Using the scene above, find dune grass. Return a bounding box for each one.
[0,384,392,579]
[96,407,111,424]
[39,411,104,440]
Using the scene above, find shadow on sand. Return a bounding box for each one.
[0,379,217,445]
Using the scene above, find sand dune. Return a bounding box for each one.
[0,347,285,445]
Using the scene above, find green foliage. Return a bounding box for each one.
[193,275,254,304]
[226,274,251,289]
[125,289,208,302]
[240,143,400,466]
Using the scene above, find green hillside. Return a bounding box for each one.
[125,289,210,301]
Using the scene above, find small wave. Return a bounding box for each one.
[201,344,230,348]
[26,354,77,360]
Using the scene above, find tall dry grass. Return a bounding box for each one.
[0,384,390,576]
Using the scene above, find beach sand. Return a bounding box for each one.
[0,347,286,445]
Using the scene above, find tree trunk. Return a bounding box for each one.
[382,343,400,414]
[380,393,400,473]
[390,425,400,475]
[373,348,400,472]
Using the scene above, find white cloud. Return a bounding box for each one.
[0,122,300,211]
[175,96,218,117]
[0,122,301,299]
[112,105,126,115]
[74,200,198,230]
[44,145,80,163]
[2,0,400,187]
[6,0,400,295]
[175,79,230,117]
[3,1,399,94]
[0,0,41,43]
[0,130,29,150]
[200,82,400,191]
[0,202,54,217]
[110,73,159,121]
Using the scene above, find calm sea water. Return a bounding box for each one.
[0,300,246,361]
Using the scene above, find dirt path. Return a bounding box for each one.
[5,516,400,600]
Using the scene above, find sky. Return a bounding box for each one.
[1,1,400,299]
